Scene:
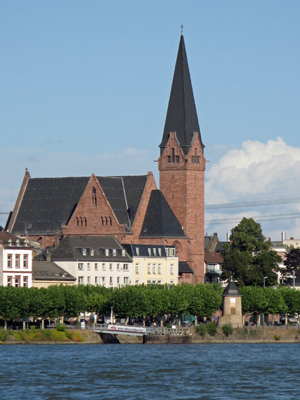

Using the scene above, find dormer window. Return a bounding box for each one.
[8,239,12,247]
[105,249,109,256]
[90,249,94,256]
[122,249,125,257]
[82,248,86,256]
[113,249,116,256]
[158,248,161,256]
[148,248,151,256]
[16,239,20,247]
[136,247,139,256]
[153,248,156,256]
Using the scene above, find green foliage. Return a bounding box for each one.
[273,334,281,341]
[206,322,217,336]
[65,330,73,340]
[56,324,66,331]
[221,323,233,337]
[195,324,207,338]
[0,328,10,341]
[281,248,300,282]
[221,218,281,286]
[30,325,36,330]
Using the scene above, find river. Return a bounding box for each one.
[0,343,299,399]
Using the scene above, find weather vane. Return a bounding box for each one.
[181,24,183,34]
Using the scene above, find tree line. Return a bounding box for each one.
[1,283,300,329]
[0,283,223,328]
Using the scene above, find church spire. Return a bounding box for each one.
[159,35,204,156]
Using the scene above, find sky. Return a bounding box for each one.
[1,1,300,241]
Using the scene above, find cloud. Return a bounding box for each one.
[205,137,300,241]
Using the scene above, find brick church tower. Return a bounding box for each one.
[158,34,205,284]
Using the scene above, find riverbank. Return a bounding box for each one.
[1,326,300,344]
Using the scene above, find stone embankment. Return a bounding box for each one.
[1,326,300,344]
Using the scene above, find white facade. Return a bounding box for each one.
[1,245,33,288]
[55,260,133,288]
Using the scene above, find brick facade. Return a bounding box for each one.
[158,132,205,284]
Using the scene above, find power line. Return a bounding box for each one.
[206,197,300,210]
[205,212,300,225]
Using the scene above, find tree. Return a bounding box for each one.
[221,217,281,286]
[281,248,300,283]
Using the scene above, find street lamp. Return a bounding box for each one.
[263,276,268,288]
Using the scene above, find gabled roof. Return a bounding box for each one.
[122,243,173,258]
[35,235,132,262]
[140,190,186,238]
[32,260,76,281]
[11,175,147,236]
[205,252,224,264]
[159,35,204,156]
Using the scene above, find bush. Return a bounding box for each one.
[65,330,73,340]
[30,325,36,330]
[56,324,66,332]
[0,328,10,342]
[274,335,281,341]
[221,324,233,337]
[195,324,207,338]
[206,322,217,336]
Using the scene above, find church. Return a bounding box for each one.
[6,34,206,284]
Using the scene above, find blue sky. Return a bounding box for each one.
[1,1,300,240]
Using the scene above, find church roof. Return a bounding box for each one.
[159,35,204,156]
[140,190,186,238]
[222,281,242,297]
[11,175,147,235]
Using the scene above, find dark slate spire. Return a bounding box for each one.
[160,35,204,156]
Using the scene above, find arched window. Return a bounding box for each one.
[101,217,104,226]
[76,217,79,226]
[109,216,112,226]
[80,217,83,226]
[91,187,97,206]
[84,217,87,227]
[105,217,108,226]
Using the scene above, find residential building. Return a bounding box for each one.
[34,235,133,287]
[123,244,179,285]
[32,260,76,288]
[0,231,32,288]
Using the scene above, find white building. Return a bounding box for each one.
[0,232,33,288]
[35,235,133,288]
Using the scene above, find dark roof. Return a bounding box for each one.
[35,235,132,262]
[0,231,29,248]
[159,35,204,156]
[32,260,76,281]
[222,281,242,297]
[205,253,224,264]
[215,241,227,253]
[11,175,147,235]
[179,261,193,274]
[140,190,186,238]
[122,244,173,258]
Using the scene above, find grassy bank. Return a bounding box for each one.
[0,328,84,344]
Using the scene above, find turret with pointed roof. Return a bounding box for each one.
[159,34,204,156]
[158,34,206,284]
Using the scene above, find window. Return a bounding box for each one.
[82,248,86,256]
[23,255,28,269]
[92,187,97,206]
[117,264,120,271]
[153,248,156,256]
[78,276,84,285]
[110,277,113,285]
[95,263,98,271]
[170,265,174,275]
[158,248,161,256]
[152,264,156,274]
[117,277,120,284]
[135,263,139,274]
[147,280,152,285]
[171,148,175,163]
[176,156,180,163]
[95,276,98,284]
[136,247,139,256]
[109,263,113,271]
[7,254,12,268]
[102,277,105,284]
[105,249,109,256]
[15,277,20,287]
[113,249,116,256]
[124,277,129,285]
[170,280,174,285]
[148,248,151,256]
[135,279,139,285]
[123,264,129,271]
[15,255,20,269]
[84,217,87,227]
[147,264,151,274]
[7,276,12,286]
[158,264,162,274]
[87,276,91,284]
[158,280,162,284]
[87,263,91,271]
[102,263,105,271]
[90,249,94,256]
[122,249,125,257]
[78,263,84,271]
[23,277,28,287]
[167,156,171,163]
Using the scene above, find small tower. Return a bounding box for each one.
[219,282,243,328]
[158,34,205,284]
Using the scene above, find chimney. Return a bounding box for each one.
[290,237,294,240]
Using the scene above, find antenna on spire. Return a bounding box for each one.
[181,24,183,35]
